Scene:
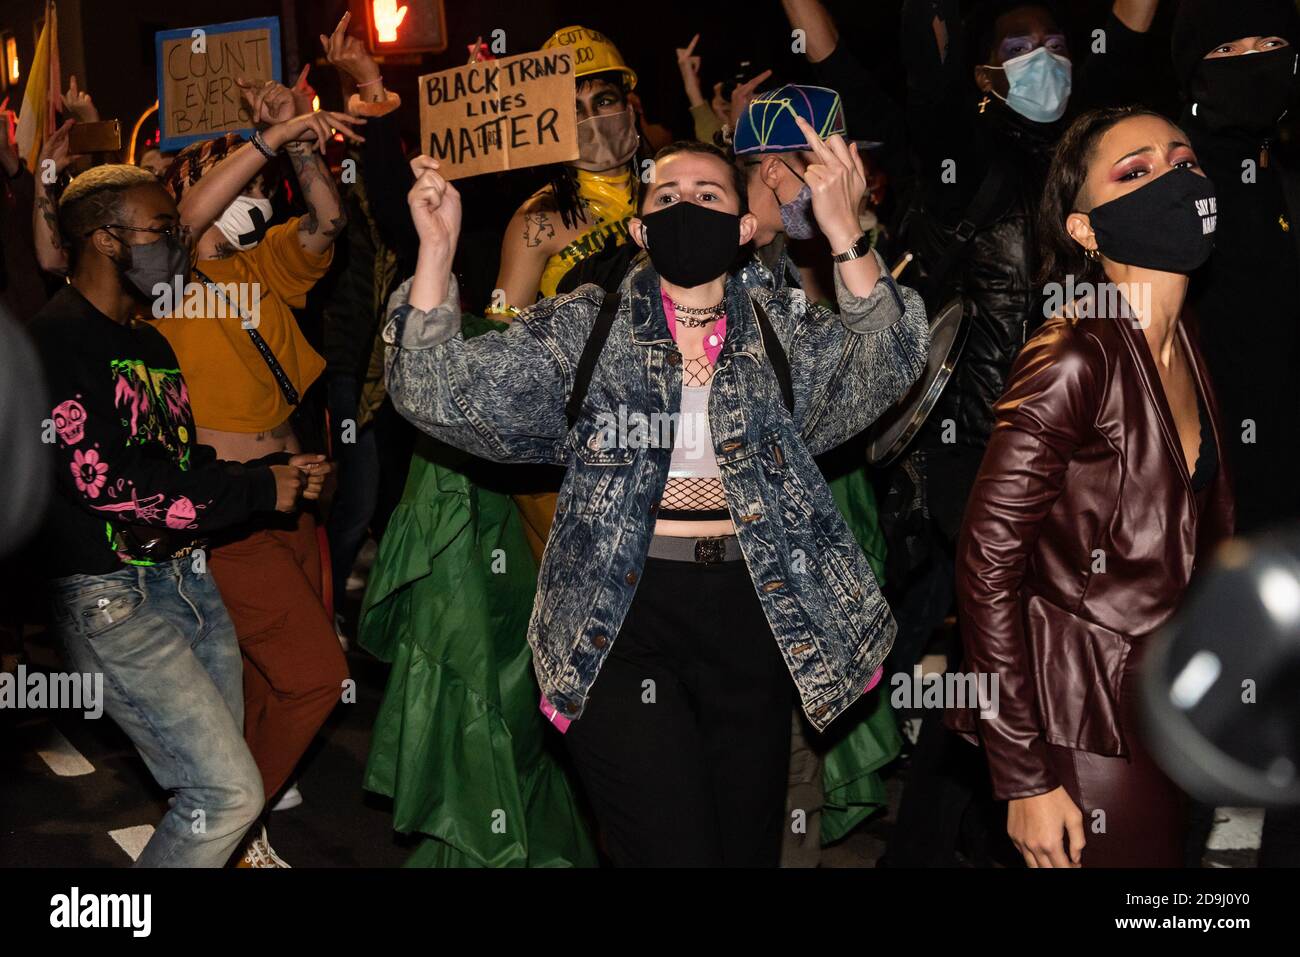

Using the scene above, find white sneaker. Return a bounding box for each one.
[271,783,303,812]
[237,826,291,868]
[334,613,350,653]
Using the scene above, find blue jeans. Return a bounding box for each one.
[49,559,264,867]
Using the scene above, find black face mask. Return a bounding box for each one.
[1089,168,1218,273]
[639,201,742,288]
[1188,48,1300,137]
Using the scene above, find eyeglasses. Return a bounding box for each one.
[91,222,192,245]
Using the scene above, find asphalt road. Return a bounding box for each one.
[0,592,1263,869]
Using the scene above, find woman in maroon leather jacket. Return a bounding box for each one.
[951,107,1234,868]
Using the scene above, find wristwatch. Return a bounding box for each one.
[831,232,871,263]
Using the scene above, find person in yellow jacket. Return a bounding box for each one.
[485,26,643,558]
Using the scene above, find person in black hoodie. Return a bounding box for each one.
[1170,0,1300,870]
[1172,0,1300,537]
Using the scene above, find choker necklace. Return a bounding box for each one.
[672,300,724,327]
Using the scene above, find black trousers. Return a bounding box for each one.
[564,555,794,867]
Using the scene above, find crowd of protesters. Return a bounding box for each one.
[1,0,1297,868]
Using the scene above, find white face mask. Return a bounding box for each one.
[982,46,1073,124]
[214,195,273,250]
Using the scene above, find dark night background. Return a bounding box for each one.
[0,0,1210,304]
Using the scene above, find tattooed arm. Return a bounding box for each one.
[33,183,67,275]
[489,190,567,319]
[177,79,361,241]
[32,119,75,275]
[286,141,346,255]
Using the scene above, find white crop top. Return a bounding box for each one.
[668,383,720,479]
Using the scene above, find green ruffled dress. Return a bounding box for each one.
[358,317,595,867]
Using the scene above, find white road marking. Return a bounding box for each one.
[109,825,155,862]
[1207,807,1264,850]
[35,728,94,777]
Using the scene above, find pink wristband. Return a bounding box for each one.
[356,76,383,88]
[539,693,572,733]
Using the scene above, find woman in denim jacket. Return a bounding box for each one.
[383,123,929,866]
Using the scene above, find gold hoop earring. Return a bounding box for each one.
[1085,248,1101,262]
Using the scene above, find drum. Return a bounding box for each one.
[866,296,968,466]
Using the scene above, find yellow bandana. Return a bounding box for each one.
[538,167,636,299]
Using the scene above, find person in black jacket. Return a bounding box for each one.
[29,164,323,866]
[1169,0,1300,870]
[1171,0,1300,537]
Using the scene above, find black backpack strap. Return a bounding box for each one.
[920,159,1011,312]
[751,296,794,416]
[565,290,794,429]
[194,266,299,406]
[565,291,621,430]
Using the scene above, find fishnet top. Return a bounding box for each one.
[658,354,729,518]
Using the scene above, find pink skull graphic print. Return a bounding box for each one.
[53,398,87,445]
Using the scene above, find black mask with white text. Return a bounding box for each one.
[1088,168,1218,274]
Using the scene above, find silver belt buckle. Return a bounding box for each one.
[694,537,726,564]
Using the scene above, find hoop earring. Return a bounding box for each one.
[1085,248,1101,262]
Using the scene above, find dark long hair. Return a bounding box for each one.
[1037,105,1167,289]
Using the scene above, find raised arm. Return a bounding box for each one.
[176,77,362,248]
[32,119,74,275]
[781,0,910,184]
[1113,0,1159,32]
[1075,1,1160,110]
[321,10,419,266]
[384,156,579,462]
[781,0,840,62]
[285,139,346,255]
[901,0,985,213]
[778,118,930,453]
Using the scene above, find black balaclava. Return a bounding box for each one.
[1173,0,1300,138]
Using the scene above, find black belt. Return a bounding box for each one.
[646,534,742,564]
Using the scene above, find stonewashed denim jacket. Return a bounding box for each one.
[382,250,929,732]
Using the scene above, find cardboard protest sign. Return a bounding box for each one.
[418,47,578,180]
[156,17,282,151]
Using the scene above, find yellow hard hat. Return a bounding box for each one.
[542,25,637,90]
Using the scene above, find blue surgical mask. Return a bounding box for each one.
[773,160,816,240]
[984,46,1072,124]
[779,183,816,240]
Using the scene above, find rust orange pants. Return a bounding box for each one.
[209,510,349,802]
